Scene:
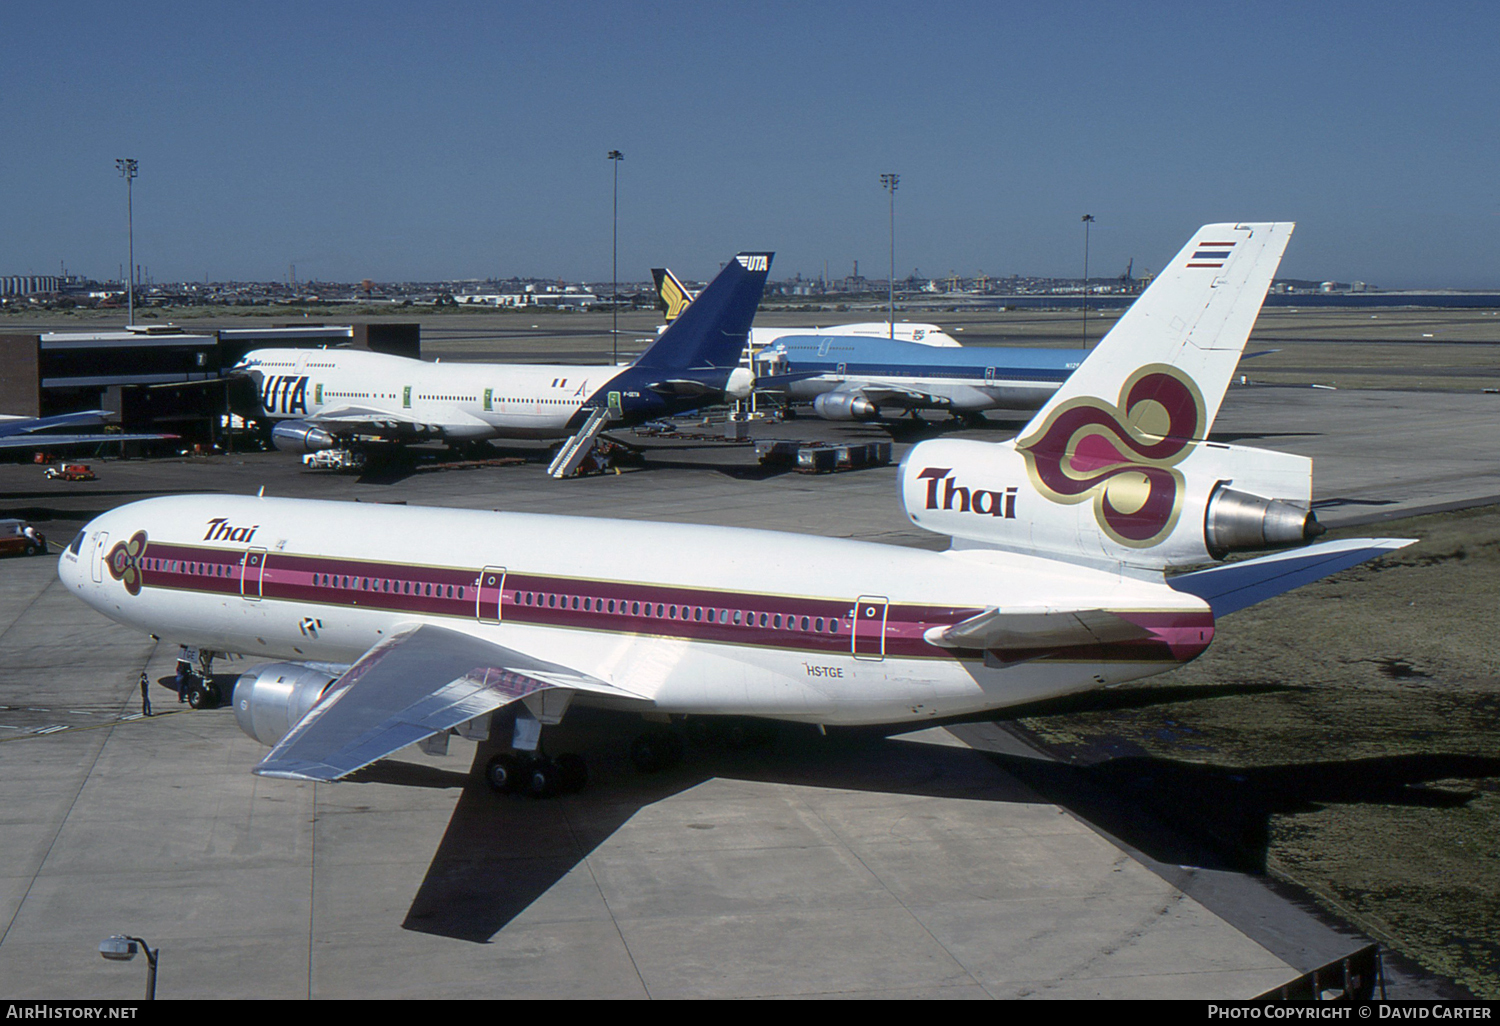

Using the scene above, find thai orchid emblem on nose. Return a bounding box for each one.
[106,531,149,595]
[1017,365,1205,547]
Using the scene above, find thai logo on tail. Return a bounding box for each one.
[1017,364,1205,547]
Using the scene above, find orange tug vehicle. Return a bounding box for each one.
[44,462,96,481]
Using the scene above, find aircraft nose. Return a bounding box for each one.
[56,514,104,598]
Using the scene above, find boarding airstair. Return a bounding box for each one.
[547,406,613,478]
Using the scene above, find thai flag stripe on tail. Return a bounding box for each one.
[1188,240,1236,268]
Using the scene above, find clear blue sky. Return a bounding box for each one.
[3,1,1497,288]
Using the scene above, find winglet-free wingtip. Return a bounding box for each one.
[1169,536,1415,618]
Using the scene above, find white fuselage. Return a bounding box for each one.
[747,323,961,349]
[60,494,1214,726]
[241,348,607,440]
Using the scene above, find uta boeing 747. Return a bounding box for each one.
[59,223,1412,794]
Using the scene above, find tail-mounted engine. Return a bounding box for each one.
[233,662,340,747]
[900,437,1321,570]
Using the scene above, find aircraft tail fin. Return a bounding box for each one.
[1018,222,1294,447]
[899,222,1307,572]
[652,267,696,322]
[634,253,772,371]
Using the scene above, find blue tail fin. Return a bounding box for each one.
[633,253,772,371]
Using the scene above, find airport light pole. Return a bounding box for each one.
[99,934,158,1000]
[116,158,138,326]
[880,173,899,340]
[608,150,623,365]
[1081,213,1095,347]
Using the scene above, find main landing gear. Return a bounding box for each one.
[485,751,588,798]
[481,716,691,799]
[176,647,225,709]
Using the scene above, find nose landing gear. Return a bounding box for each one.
[176,647,225,709]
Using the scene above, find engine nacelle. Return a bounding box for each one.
[1204,483,1324,558]
[813,391,878,421]
[233,662,339,747]
[271,420,337,453]
[724,367,755,401]
[901,437,1320,570]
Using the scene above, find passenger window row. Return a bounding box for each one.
[310,572,465,600]
[512,589,843,634]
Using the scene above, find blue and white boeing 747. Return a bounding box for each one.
[756,334,1089,422]
[60,223,1411,794]
[237,253,771,476]
[654,263,1085,421]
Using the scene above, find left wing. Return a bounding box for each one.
[923,607,1152,650]
[844,382,946,408]
[0,431,179,450]
[254,623,647,781]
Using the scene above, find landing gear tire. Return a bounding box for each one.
[485,752,524,793]
[526,759,558,798]
[186,679,221,710]
[630,728,683,774]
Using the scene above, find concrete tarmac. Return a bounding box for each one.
[1,381,1493,998]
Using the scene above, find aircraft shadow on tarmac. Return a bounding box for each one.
[340,701,1500,944]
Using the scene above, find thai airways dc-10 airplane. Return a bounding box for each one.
[236,253,770,476]
[60,223,1411,795]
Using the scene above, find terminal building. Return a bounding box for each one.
[0,322,419,452]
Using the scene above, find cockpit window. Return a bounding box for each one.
[68,530,86,556]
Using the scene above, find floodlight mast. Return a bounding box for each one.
[880,173,899,340]
[116,159,138,326]
[608,150,624,365]
[1081,213,1095,346]
[99,933,157,1000]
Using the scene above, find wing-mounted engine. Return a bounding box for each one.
[271,420,337,453]
[724,366,755,400]
[233,662,340,747]
[900,436,1323,570]
[813,391,878,420]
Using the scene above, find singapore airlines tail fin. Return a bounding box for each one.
[651,267,697,322]
[634,253,772,372]
[1019,222,1293,447]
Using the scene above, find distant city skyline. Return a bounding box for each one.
[3,1,1497,289]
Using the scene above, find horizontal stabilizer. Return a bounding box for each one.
[924,606,1153,650]
[646,378,720,398]
[254,623,643,781]
[1167,537,1415,617]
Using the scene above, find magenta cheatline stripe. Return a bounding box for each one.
[126,540,1213,664]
